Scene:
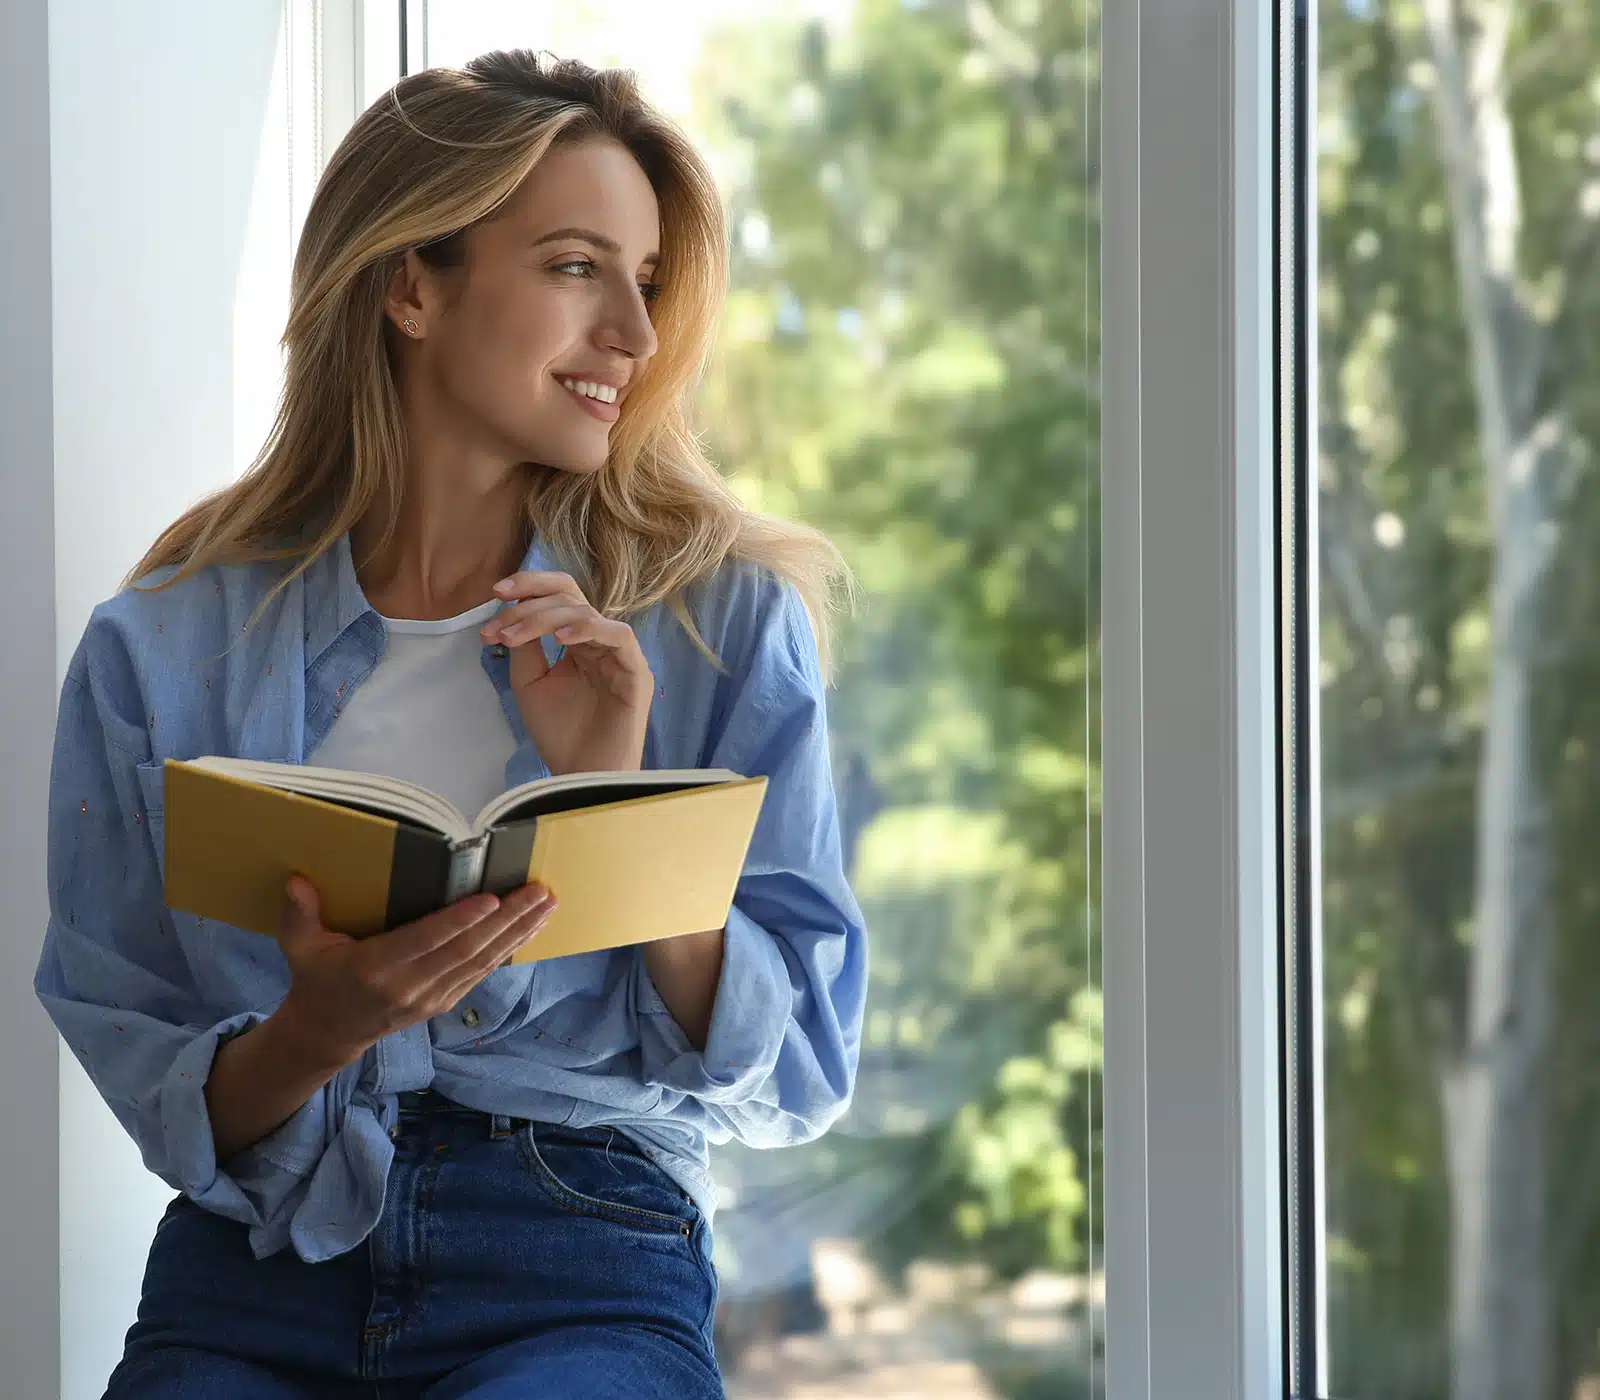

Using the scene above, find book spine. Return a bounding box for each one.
[445,835,491,902]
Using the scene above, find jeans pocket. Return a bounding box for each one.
[515,1125,699,1239]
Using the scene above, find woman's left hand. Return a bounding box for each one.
[481,570,654,775]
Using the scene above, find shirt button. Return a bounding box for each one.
[462,1008,481,1028]
[490,644,508,660]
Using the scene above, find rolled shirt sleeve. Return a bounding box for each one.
[33,639,374,1259]
[634,573,868,1147]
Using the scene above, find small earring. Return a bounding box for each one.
[401,318,419,337]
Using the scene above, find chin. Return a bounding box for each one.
[523,440,610,476]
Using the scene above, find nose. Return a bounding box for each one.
[598,281,659,363]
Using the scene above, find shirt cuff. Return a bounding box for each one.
[155,1010,328,1219]
[636,905,792,1104]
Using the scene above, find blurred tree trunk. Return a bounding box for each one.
[1420,2,1567,1395]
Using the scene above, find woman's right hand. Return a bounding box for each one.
[269,875,556,1070]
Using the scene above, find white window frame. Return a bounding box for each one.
[319,0,403,160]
[1101,1,1286,1397]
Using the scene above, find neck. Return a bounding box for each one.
[351,463,531,623]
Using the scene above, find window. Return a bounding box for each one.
[229,1,304,480]
[234,1,400,487]
[1298,1,1600,1396]
[422,5,1105,1396]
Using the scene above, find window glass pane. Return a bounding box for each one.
[237,0,336,484]
[426,6,1103,1395]
[232,7,297,481]
[1316,3,1600,1395]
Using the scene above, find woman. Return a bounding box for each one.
[36,51,866,1400]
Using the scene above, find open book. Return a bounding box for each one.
[160,757,768,965]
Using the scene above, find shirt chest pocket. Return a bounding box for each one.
[135,760,167,876]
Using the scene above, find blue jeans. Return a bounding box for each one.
[103,1090,723,1399]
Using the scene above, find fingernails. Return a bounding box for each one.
[513,884,548,911]
[529,897,557,923]
[493,577,517,596]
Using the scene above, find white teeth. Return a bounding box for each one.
[560,378,618,404]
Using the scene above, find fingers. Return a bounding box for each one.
[408,883,555,985]
[482,597,648,678]
[273,877,554,1047]
[283,874,318,922]
[491,570,586,604]
[481,597,594,648]
[483,572,650,652]
[277,875,324,950]
[382,890,506,963]
[434,897,555,1010]
[548,613,642,653]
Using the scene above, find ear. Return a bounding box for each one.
[383,249,429,334]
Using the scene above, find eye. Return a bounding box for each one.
[551,260,662,306]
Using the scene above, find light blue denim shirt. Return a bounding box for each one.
[35,530,867,1263]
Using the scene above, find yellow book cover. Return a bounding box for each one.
[160,757,767,963]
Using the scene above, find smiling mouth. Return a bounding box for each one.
[555,375,622,422]
[557,376,620,405]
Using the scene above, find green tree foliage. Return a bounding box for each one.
[697,0,1600,1395]
[1317,2,1600,1395]
[691,0,1105,1287]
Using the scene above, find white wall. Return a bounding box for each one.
[0,2,290,1394]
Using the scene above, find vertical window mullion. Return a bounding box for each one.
[1102,0,1285,1395]
[1279,0,1328,1395]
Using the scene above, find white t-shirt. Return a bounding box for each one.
[309,597,518,821]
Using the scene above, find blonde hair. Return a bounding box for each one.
[128,50,853,676]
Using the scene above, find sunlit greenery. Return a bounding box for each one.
[1316,3,1600,1396]
[683,0,1600,1396]
[695,0,1103,1328]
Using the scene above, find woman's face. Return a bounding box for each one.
[391,136,663,476]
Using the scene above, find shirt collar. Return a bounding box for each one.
[303,530,376,669]
[302,527,559,670]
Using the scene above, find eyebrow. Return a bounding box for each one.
[531,226,660,268]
